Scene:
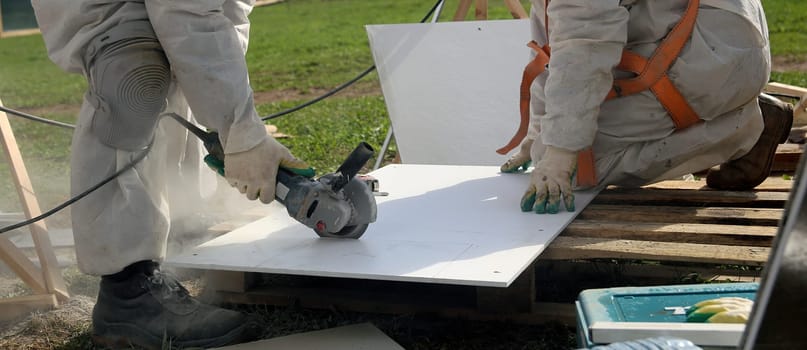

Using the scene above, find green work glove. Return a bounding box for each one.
[520,146,576,214]
[686,297,753,323]
[501,138,533,173]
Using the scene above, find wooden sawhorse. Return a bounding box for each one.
[0,98,69,322]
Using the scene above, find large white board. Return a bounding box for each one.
[214,323,404,350]
[166,165,597,287]
[366,20,530,166]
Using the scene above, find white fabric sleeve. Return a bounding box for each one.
[145,0,267,154]
[540,0,629,152]
[526,0,546,143]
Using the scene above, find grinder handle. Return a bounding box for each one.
[275,166,316,204]
[331,142,375,192]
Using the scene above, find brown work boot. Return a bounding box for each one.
[706,94,794,191]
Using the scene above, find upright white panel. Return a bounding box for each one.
[366,20,530,165]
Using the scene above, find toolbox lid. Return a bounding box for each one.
[578,282,758,324]
[576,283,758,347]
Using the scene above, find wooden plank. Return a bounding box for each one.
[215,286,576,325]
[534,260,762,286]
[764,82,807,126]
[475,0,488,20]
[205,270,255,294]
[453,0,473,21]
[594,188,788,208]
[0,294,57,322]
[0,28,40,39]
[0,237,48,294]
[503,0,528,19]
[772,143,803,172]
[563,221,777,247]
[542,237,770,265]
[645,176,795,192]
[578,204,783,226]
[0,100,69,301]
[216,282,475,315]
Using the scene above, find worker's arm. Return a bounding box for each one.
[144,0,266,155]
[144,1,307,203]
[540,0,628,151]
[522,0,628,214]
[501,0,548,173]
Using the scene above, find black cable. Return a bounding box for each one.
[262,65,377,121]
[0,145,151,235]
[0,0,445,235]
[0,105,76,129]
[261,0,444,121]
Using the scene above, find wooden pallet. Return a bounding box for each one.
[542,176,792,267]
[198,174,794,324]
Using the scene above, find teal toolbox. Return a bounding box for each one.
[576,282,758,349]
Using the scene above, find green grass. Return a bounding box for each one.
[771,71,807,88]
[764,0,807,58]
[247,0,530,92]
[0,0,530,108]
[0,0,530,218]
[0,35,86,108]
[259,96,393,172]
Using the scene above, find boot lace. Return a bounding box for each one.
[146,270,194,303]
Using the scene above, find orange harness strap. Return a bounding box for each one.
[606,0,701,130]
[497,0,701,188]
[496,41,550,155]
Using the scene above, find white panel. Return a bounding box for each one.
[213,323,404,350]
[167,165,598,287]
[366,20,530,165]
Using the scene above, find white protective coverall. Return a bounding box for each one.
[32,0,265,275]
[522,0,769,188]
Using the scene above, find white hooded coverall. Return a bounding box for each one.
[31,0,264,275]
[523,0,770,188]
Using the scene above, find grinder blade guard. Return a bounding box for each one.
[275,142,378,238]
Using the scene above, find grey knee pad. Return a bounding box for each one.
[84,20,171,151]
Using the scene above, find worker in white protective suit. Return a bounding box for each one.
[498,0,793,214]
[31,0,311,347]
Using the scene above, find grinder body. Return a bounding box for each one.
[167,113,377,239]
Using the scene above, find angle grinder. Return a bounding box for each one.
[168,114,377,238]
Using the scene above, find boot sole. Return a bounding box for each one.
[93,321,254,349]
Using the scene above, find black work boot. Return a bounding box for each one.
[706,94,794,191]
[92,261,260,349]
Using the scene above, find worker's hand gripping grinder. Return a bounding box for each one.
[168,114,377,239]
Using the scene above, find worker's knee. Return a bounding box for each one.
[84,20,171,151]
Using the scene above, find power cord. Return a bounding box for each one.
[0,105,75,129]
[261,0,445,121]
[0,144,151,234]
[0,0,446,235]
